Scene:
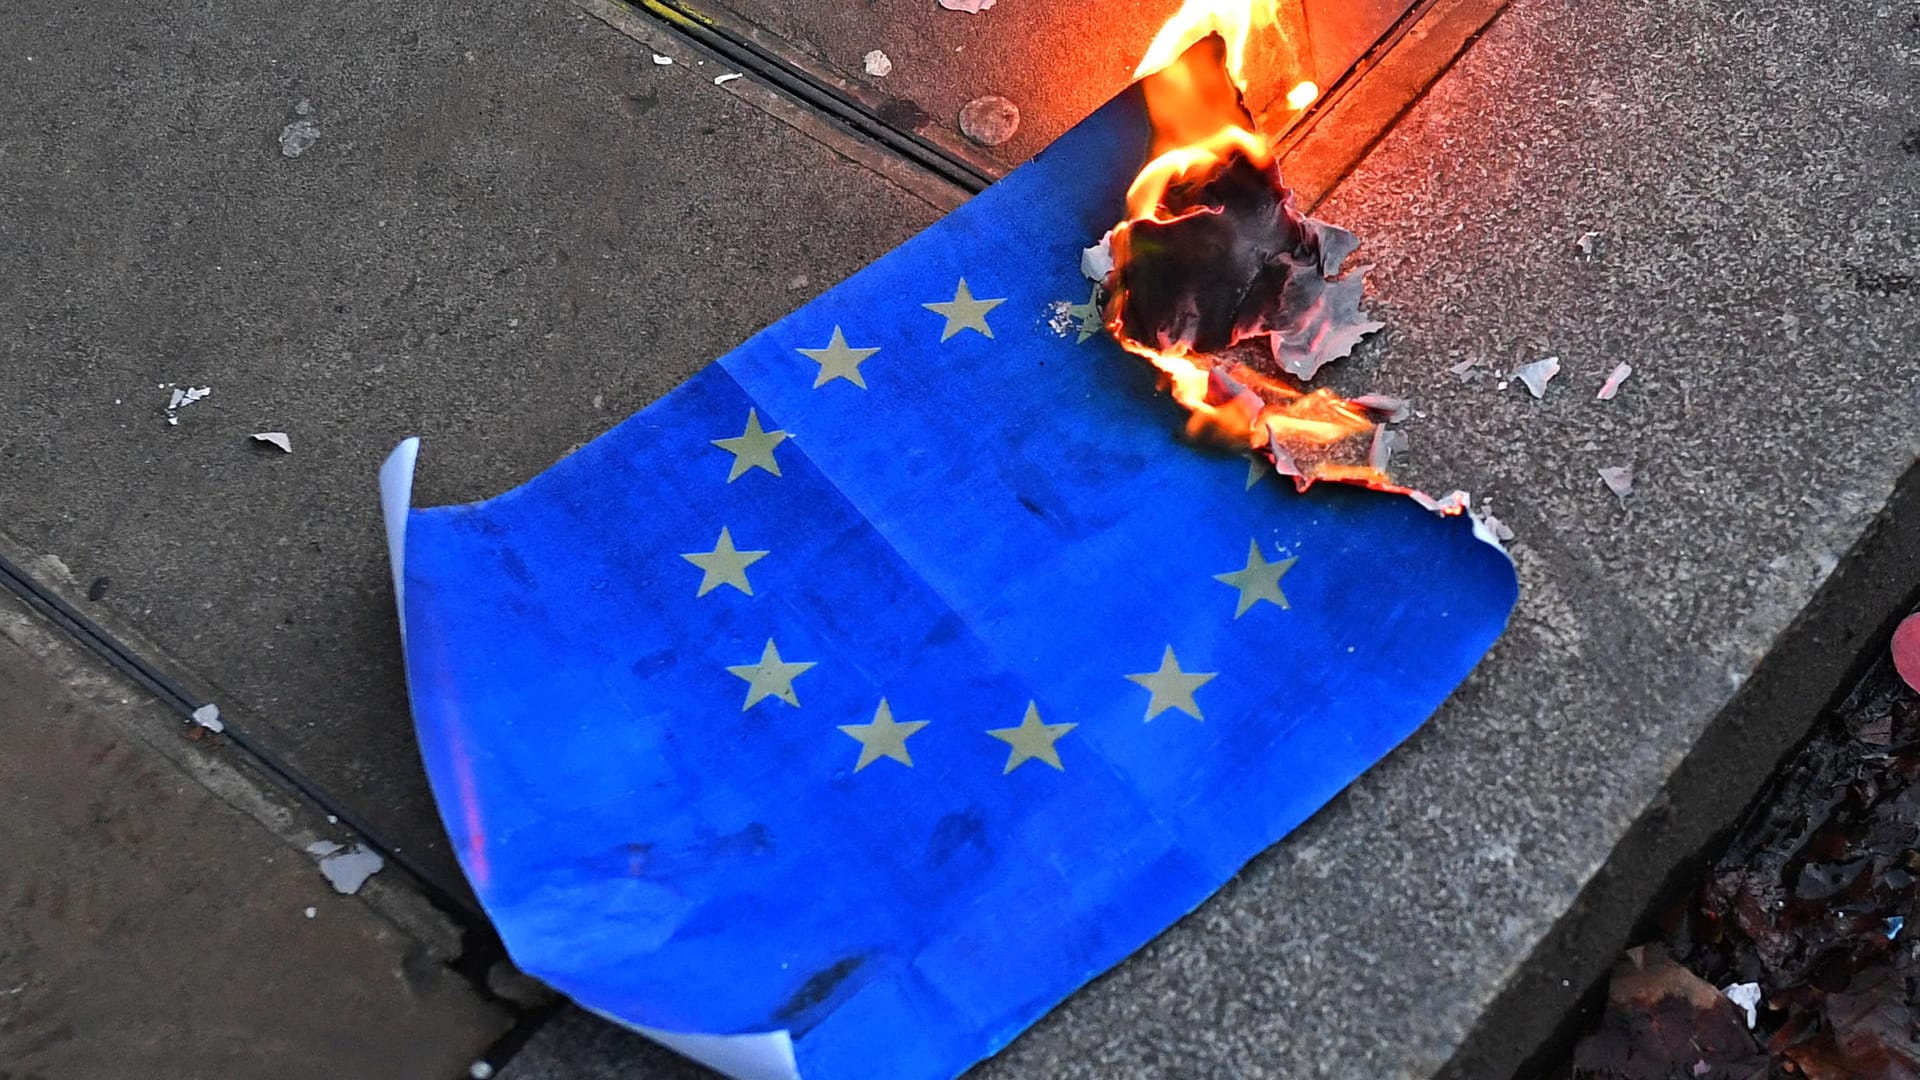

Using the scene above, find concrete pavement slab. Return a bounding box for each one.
[508,0,1920,1075]
[680,0,1407,171]
[4,0,1918,1076]
[0,0,943,895]
[501,1005,712,1080]
[0,588,509,1078]
[965,1,1920,1077]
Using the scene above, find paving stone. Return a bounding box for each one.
[699,0,1412,170]
[0,0,943,895]
[0,589,509,1078]
[494,0,1920,1073]
[4,0,1918,1075]
[969,0,1920,1076]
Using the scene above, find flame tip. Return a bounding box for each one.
[1112,0,1390,493]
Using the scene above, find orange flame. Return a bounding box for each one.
[1109,0,1398,493]
[1133,0,1272,83]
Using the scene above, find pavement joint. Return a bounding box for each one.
[0,535,485,924]
[0,581,515,1076]
[575,0,981,208]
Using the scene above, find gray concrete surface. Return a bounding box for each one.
[0,0,943,898]
[958,1,1920,1077]
[2,0,1918,1076]
[512,0,1920,1075]
[693,0,1414,170]
[0,588,509,1078]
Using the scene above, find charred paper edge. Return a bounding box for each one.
[1083,232,1514,563]
[377,438,804,1080]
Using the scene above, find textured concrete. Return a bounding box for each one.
[696,0,1415,170]
[4,0,1919,1075]
[505,0,1920,1075]
[962,1,1920,1077]
[0,588,509,1078]
[502,1006,711,1079]
[0,0,942,897]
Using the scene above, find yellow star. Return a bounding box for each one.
[1065,286,1104,344]
[711,409,788,482]
[1245,456,1269,490]
[725,639,815,710]
[1126,646,1217,722]
[986,701,1076,773]
[1213,539,1297,618]
[923,278,1006,341]
[681,527,768,598]
[838,698,930,771]
[797,326,879,389]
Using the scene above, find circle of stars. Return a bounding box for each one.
[673,276,1307,778]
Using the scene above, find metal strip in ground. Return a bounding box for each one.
[600,0,995,195]
[0,550,485,926]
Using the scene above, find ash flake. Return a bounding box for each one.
[163,384,211,426]
[1597,362,1633,401]
[1512,357,1560,399]
[189,703,225,733]
[1721,982,1761,1029]
[1599,465,1634,505]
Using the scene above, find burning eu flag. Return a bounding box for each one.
[379,68,1517,1080]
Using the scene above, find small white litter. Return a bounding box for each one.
[651,53,673,65]
[1352,394,1412,423]
[863,50,893,77]
[713,73,742,85]
[1599,465,1634,504]
[1596,362,1633,401]
[303,906,317,919]
[250,432,293,453]
[1721,981,1761,1029]
[164,385,211,426]
[311,843,385,895]
[1575,231,1602,258]
[1512,357,1560,399]
[937,0,996,11]
[279,118,321,158]
[189,703,225,733]
[1080,233,1114,283]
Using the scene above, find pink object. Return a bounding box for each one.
[1895,614,1920,694]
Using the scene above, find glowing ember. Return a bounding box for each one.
[1101,0,1395,494]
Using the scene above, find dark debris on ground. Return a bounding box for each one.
[1564,626,1920,1080]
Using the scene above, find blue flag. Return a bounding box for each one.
[381,79,1517,1080]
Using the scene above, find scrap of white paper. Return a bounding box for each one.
[1596,362,1633,401]
[1722,981,1761,1029]
[1512,357,1560,398]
